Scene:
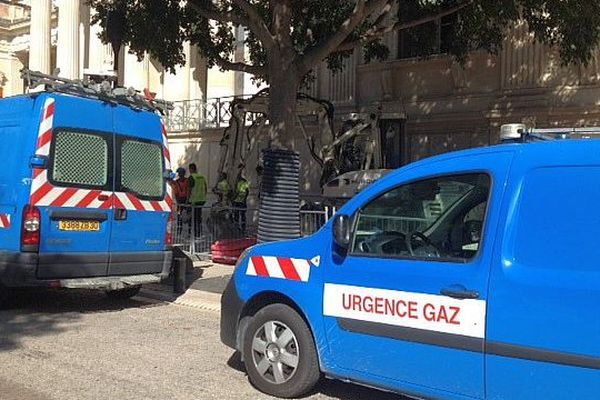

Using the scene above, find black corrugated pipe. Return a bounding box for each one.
[258,149,301,242]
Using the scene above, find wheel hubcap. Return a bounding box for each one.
[265,343,281,362]
[251,320,299,384]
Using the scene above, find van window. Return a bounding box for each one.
[119,139,164,199]
[513,167,600,271]
[51,130,109,188]
[351,173,490,261]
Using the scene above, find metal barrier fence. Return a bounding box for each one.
[357,215,431,234]
[172,205,336,257]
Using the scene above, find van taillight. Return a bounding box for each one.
[165,211,174,246]
[22,205,41,248]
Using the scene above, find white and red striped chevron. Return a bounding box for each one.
[246,256,312,282]
[161,122,172,172]
[28,99,173,212]
[161,121,173,209]
[0,214,10,229]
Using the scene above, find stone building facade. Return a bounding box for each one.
[167,21,600,201]
[0,1,256,102]
[308,21,600,165]
[2,2,600,201]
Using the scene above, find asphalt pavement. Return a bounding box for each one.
[0,283,408,400]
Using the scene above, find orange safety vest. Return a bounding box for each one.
[172,178,191,203]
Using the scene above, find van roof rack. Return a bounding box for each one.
[500,123,600,143]
[20,68,173,115]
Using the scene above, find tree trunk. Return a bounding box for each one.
[267,60,300,149]
[112,42,120,74]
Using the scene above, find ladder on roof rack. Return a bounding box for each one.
[20,68,173,115]
[500,123,600,143]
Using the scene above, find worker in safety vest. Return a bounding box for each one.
[172,167,191,236]
[214,172,231,206]
[233,170,250,233]
[188,163,207,234]
[173,167,191,204]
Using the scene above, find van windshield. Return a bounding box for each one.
[119,139,164,199]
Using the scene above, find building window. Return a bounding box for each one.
[398,15,455,59]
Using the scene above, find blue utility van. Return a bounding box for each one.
[0,87,173,303]
[221,135,600,399]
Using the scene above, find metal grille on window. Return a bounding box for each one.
[52,131,107,186]
[121,140,163,198]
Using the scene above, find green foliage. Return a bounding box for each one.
[406,0,600,66]
[88,0,600,81]
[522,0,600,66]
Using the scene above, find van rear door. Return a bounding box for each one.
[31,95,114,279]
[107,105,171,276]
[487,155,600,399]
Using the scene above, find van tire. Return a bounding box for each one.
[105,285,141,300]
[242,304,320,398]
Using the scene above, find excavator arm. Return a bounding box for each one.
[217,89,382,195]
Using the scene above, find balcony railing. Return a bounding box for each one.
[164,95,261,133]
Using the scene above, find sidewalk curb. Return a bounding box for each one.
[138,287,222,313]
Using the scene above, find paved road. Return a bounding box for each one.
[0,289,407,400]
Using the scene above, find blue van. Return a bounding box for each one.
[221,137,600,399]
[0,90,173,303]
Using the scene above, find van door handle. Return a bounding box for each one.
[440,285,480,300]
[114,209,127,220]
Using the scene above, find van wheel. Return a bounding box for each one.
[242,304,320,398]
[105,285,141,300]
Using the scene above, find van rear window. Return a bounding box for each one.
[51,130,109,188]
[119,139,164,199]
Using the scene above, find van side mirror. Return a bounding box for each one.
[333,214,352,251]
[29,155,48,169]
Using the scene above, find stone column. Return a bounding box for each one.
[163,42,191,101]
[89,7,115,72]
[79,1,90,75]
[103,45,115,71]
[29,0,52,74]
[189,45,207,101]
[56,0,81,79]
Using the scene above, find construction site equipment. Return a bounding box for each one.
[321,169,392,206]
[217,88,385,195]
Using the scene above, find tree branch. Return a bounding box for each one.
[231,0,276,49]
[299,0,389,75]
[368,0,395,29]
[271,0,293,50]
[186,0,249,26]
[336,0,474,53]
[213,55,266,76]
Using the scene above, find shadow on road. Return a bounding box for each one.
[315,380,408,400]
[226,352,408,400]
[0,288,161,353]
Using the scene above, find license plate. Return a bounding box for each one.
[59,220,100,232]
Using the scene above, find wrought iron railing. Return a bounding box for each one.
[164,95,261,133]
